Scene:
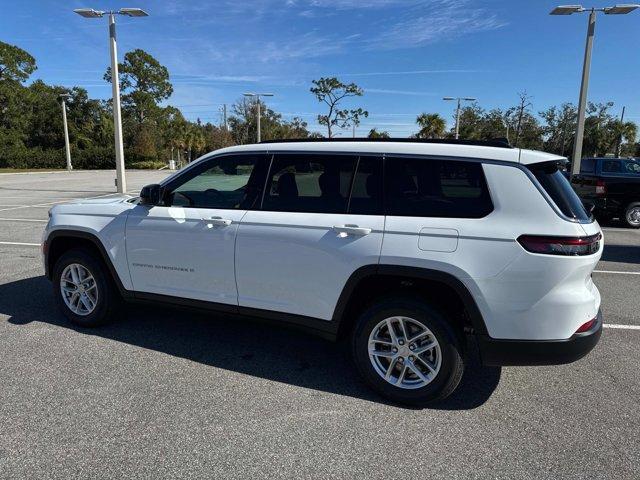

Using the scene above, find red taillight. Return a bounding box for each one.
[575,317,596,333]
[595,180,606,196]
[517,233,601,256]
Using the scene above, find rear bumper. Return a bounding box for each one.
[477,309,603,366]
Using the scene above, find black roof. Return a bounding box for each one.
[259,138,513,149]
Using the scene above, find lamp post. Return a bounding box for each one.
[443,96,476,139]
[243,92,274,143]
[59,94,72,171]
[73,7,149,193]
[550,4,639,177]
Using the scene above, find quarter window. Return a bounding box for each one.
[384,157,493,218]
[164,154,266,209]
[262,154,358,213]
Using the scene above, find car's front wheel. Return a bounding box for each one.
[352,297,464,406]
[53,248,119,327]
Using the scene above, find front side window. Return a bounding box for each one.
[164,154,266,209]
[384,157,493,218]
[262,154,358,213]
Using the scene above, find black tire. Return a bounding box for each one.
[351,297,464,406]
[52,248,120,327]
[623,202,640,229]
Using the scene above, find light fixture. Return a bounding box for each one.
[119,8,149,17]
[73,8,104,18]
[604,4,640,14]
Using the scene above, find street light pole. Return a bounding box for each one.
[572,8,596,177]
[243,92,274,143]
[59,94,72,171]
[74,7,149,193]
[550,4,640,177]
[108,13,126,193]
[443,96,476,139]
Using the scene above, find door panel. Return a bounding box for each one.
[235,153,384,320]
[125,153,268,304]
[236,211,384,319]
[126,206,245,303]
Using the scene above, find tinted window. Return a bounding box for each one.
[263,154,357,213]
[385,157,493,218]
[623,160,640,175]
[528,161,591,221]
[602,160,622,173]
[580,158,596,174]
[165,154,265,209]
[348,156,383,215]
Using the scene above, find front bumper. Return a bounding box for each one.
[477,309,603,366]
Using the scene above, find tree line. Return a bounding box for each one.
[0,41,638,170]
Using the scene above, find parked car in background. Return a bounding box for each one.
[571,157,640,228]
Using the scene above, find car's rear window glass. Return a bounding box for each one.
[602,160,622,173]
[528,161,591,221]
[348,156,383,215]
[384,157,493,218]
[580,158,596,174]
[262,154,357,214]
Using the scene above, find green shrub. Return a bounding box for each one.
[128,160,166,170]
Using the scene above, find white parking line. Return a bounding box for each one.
[594,270,640,275]
[0,192,124,212]
[602,227,639,233]
[0,217,47,223]
[0,241,40,246]
[604,324,640,330]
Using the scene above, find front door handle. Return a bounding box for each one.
[206,216,232,227]
[333,224,372,236]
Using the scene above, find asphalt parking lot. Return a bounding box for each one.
[0,170,638,479]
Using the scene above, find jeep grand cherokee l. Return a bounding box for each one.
[42,139,603,405]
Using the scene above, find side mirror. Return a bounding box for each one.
[140,184,163,206]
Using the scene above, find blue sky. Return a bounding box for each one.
[3,0,640,136]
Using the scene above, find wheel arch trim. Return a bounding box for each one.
[332,264,488,336]
[45,229,132,298]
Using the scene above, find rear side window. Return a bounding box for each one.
[602,160,622,173]
[384,157,493,218]
[348,156,383,215]
[528,161,591,221]
[262,154,357,213]
[580,158,596,174]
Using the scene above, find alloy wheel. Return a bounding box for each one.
[60,263,98,316]
[368,316,442,389]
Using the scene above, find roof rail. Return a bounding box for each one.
[259,137,513,148]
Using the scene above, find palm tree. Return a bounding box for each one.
[415,113,446,139]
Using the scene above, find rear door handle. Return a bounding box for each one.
[333,225,372,236]
[206,216,232,227]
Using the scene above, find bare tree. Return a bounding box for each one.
[310,77,368,138]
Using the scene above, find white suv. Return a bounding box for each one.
[43,139,603,405]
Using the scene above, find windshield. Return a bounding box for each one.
[527,161,591,222]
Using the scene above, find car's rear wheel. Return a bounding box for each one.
[53,248,120,327]
[623,202,640,228]
[352,297,464,406]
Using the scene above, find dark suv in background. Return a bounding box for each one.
[571,157,640,228]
